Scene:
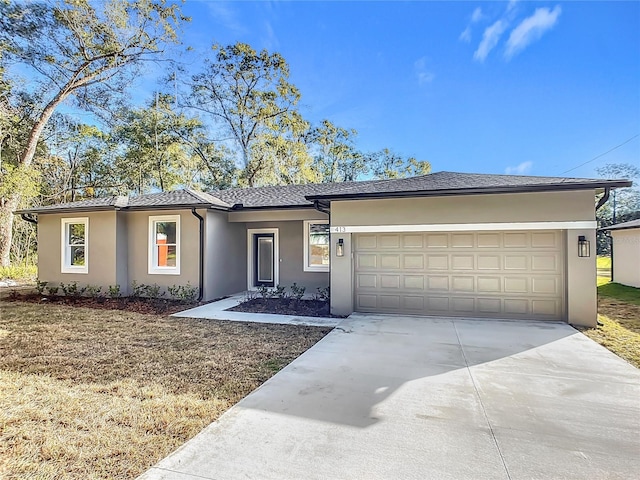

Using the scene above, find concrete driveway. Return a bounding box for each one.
[140,315,640,480]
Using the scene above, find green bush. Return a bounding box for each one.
[108,284,121,298]
[85,285,103,298]
[143,283,164,299]
[0,264,37,281]
[35,280,48,294]
[46,284,59,296]
[290,283,306,301]
[168,283,198,303]
[315,286,330,302]
[130,280,146,298]
[60,281,85,298]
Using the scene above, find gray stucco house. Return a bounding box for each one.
[17,171,631,327]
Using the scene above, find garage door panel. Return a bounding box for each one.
[354,230,564,321]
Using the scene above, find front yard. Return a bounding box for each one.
[581,280,640,368]
[0,300,329,479]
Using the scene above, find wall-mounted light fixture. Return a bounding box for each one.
[578,235,590,257]
[336,238,345,257]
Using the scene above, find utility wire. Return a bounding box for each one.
[560,133,639,174]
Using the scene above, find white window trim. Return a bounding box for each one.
[247,228,279,290]
[61,217,89,274]
[303,220,330,272]
[148,215,181,275]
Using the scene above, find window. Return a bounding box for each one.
[148,215,180,275]
[61,218,88,274]
[304,220,330,272]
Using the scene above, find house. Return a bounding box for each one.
[17,171,632,327]
[600,219,640,288]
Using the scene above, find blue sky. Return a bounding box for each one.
[145,1,638,178]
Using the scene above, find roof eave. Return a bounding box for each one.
[305,181,633,201]
[15,203,231,215]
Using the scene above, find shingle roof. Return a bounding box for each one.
[15,171,631,214]
[600,219,640,231]
[16,190,229,214]
[304,171,632,201]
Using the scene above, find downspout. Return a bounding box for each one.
[191,208,204,302]
[21,213,38,225]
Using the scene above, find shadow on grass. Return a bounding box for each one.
[598,282,640,306]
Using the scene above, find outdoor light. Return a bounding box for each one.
[336,238,345,257]
[578,235,590,257]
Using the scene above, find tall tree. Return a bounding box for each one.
[185,42,310,186]
[369,148,431,179]
[0,0,187,265]
[307,120,364,183]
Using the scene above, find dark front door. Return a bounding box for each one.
[254,233,275,287]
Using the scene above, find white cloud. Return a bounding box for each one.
[471,7,484,23]
[207,2,247,35]
[505,161,533,175]
[414,57,435,85]
[459,27,472,43]
[474,20,507,62]
[505,5,562,59]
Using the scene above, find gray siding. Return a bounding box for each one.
[205,211,246,299]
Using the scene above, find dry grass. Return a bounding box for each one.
[581,281,640,368]
[0,301,329,479]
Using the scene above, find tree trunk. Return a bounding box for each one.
[0,194,20,267]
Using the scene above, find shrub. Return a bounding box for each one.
[143,283,164,299]
[35,280,48,295]
[290,283,306,301]
[85,285,103,298]
[60,281,85,298]
[273,285,287,300]
[108,284,121,298]
[257,285,271,300]
[315,286,330,302]
[168,283,198,303]
[130,280,146,298]
[46,284,59,296]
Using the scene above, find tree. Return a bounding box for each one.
[595,163,640,255]
[307,120,364,183]
[185,42,309,186]
[0,0,187,265]
[368,148,431,179]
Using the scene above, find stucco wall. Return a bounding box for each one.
[329,190,598,327]
[205,211,246,299]
[37,211,119,289]
[247,220,329,291]
[612,229,640,288]
[125,209,201,292]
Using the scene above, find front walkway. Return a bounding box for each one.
[139,314,640,480]
[172,292,340,328]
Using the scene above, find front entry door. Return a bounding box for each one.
[254,233,275,287]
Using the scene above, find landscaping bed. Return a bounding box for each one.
[0,301,330,479]
[229,297,332,317]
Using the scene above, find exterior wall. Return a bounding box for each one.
[612,229,640,288]
[247,220,329,291]
[126,209,201,292]
[205,210,247,299]
[37,211,120,289]
[115,211,129,295]
[329,191,598,327]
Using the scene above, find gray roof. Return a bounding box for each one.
[15,171,632,214]
[600,219,640,231]
[16,190,229,214]
[304,171,632,201]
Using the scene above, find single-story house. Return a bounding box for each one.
[16,171,632,327]
[600,219,640,288]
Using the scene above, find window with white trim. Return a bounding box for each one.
[303,220,330,272]
[61,218,88,274]
[148,215,180,275]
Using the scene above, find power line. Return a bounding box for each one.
[560,133,639,174]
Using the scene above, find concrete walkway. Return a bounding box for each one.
[140,315,640,480]
[172,292,341,327]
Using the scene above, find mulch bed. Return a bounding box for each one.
[228,298,335,317]
[4,291,200,315]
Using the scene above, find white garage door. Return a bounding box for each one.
[354,230,565,321]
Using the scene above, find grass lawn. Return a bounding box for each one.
[596,255,611,270]
[581,280,640,368]
[0,300,329,479]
